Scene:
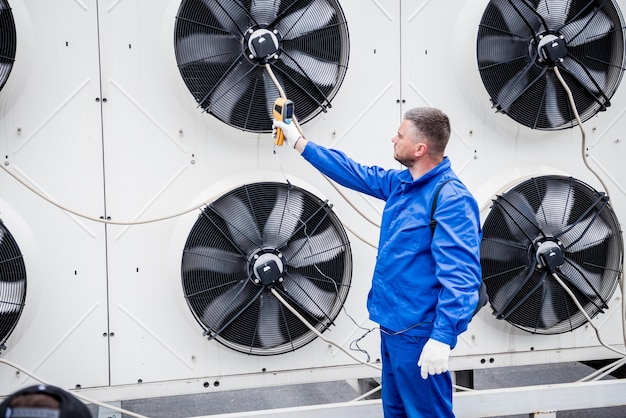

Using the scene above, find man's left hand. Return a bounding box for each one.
[417,338,451,379]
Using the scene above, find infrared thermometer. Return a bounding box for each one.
[273,98,294,146]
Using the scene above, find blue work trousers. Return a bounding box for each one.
[380,330,454,418]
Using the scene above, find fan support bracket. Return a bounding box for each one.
[250,251,285,286]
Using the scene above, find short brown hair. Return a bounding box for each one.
[403,107,450,156]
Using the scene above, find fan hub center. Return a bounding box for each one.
[250,251,284,286]
[247,28,280,61]
[536,33,567,66]
[535,238,565,272]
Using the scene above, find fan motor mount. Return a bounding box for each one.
[534,238,565,272]
[245,27,282,62]
[250,250,285,286]
[536,33,567,66]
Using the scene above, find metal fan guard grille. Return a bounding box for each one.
[181,182,352,355]
[477,0,626,130]
[174,0,350,133]
[481,175,623,334]
[0,0,17,91]
[0,219,27,349]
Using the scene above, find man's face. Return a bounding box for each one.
[392,119,421,168]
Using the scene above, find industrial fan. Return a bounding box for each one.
[174,0,350,132]
[0,0,16,91]
[481,175,623,334]
[181,182,352,355]
[0,219,27,351]
[477,0,626,130]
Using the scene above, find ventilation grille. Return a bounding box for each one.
[477,0,626,130]
[182,182,352,355]
[174,0,350,132]
[0,219,27,350]
[481,176,623,334]
[0,0,16,91]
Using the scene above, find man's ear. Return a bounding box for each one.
[415,142,428,157]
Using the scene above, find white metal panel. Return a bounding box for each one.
[0,0,109,392]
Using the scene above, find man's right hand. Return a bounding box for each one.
[272,119,302,149]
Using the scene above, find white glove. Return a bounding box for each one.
[272,119,302,148]
[417,338,451,379]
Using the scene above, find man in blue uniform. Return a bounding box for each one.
[273,107,482,417]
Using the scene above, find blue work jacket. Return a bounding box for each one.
[302,142,482,348]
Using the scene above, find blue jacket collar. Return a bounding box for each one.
[399,156,451,184]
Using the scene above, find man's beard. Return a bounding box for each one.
[394,153,413,168]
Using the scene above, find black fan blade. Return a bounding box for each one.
[281,47,340,87]
[494,60,546,112]
[561,7,613,47]
[275,0,336,40]
[176,33,240,66]
[560,259,603,300]
[493,0,540,37]
[481,237,527,263]
[560,212,612,303]
[204,62,254,118]
[560,214,610,250]
[0,280,25,315]
[282,226,345,268]
[251,0,279,26]
[263,187,304,248]
[488,268,525,307]
[281,272,335,319]
[543,75,569,128]
[0,62,11,80]
[499,190,541,242]
[201,0,248,34]
[201,281,260,334]
[490,272,525,312]
[182,246,243,274]
[536,0,571,29]
[477,34,529,64]
[275,0,341,87]
[535,177,574,231]
[262,70,282,121]
[536,277,564,329]
[492,262,540,319]
[212,193,262,254]
[256,292,288,348]
[560,56,608,95]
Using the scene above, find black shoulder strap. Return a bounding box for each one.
[429,179,455,235]
[428,178,489,318]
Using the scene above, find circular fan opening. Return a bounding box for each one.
[481,175,623,334]
[181,182,352,355]
[0,219,27,351]
[0,0,17,91]
[174,0,350,133]
[477,0,626,130]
